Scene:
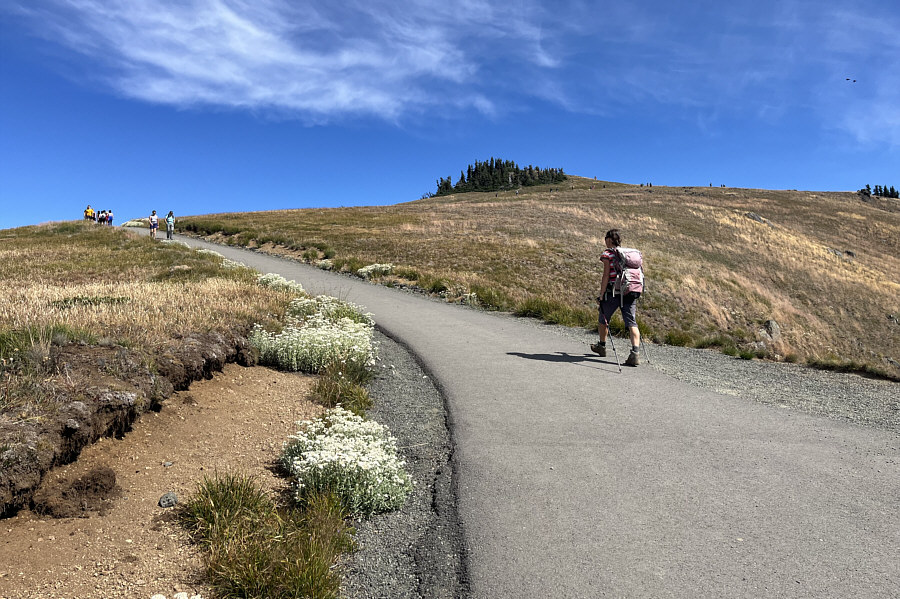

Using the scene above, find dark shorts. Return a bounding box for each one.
[599,291,640,328]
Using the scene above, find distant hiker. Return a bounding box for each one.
[149,210,159,239]
[98,209,106,225]
[592,229,643,366]
[165,211,175,240]
[106,209,113,226]
[84,205,94,221]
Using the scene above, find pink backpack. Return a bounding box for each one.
[613,247,644,301]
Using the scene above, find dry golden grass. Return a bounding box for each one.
[179,177,900,377]
[0,223,292,350]
[0,222,296,416]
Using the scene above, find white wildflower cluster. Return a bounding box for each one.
[316,259,334,270]
[281,407,412,515]
[357,263,394,279]
[460,292,479,306]
[287,295,374,326]
[257,272,306,295]
[221,258,246,269]
[150,593,202,599]
[195,248,224,258]
[250,312,375,373]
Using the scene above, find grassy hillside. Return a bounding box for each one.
[178,177,900,379]
[0,222,294,424]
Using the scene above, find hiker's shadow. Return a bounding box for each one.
[507,351,619,372]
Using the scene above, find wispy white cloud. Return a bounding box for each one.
[10,0,899,144]
[12,0,575,121]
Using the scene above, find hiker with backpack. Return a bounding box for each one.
[591,229,644,366]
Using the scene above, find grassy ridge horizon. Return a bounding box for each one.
[173,176,899,379]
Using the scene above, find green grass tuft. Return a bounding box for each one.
[312,361,374,416]
[180,472,354,599]
[664,330,694,347]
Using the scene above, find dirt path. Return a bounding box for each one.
[0,364,320,599]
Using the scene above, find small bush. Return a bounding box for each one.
[513,296,594,327]
[722,345,739,357]
[281,407,412,515]
[694,334,732,349]
[467,284,512,311]
[664,330,693,347]
[333,257,367,274]
[302,249,320,262]
[418,275,449,294]
[356,263,393,279]
[287,296,374,326]
[738,350,756,360]
[250,316,375,374]
[257,272,306,295]
[393,267,420,282]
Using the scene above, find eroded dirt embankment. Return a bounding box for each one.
[0,329,256,518]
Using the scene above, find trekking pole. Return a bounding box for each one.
[600,312,622,373]
[641,337,653,365]
[638,287,653,365]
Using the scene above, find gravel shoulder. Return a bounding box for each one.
[340,330,467,599]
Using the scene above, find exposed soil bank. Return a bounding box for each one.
[0,329,256,517]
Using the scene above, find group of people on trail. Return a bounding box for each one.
[148,210,176,240]
[592,228,644,367]
[83,205,114,226]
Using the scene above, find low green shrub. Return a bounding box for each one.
[333,257,367,274]
[393,267,420,282]
[467,284,512,311]
[664,329,693,347]
[418,275,449,294]
[694,334,732,349]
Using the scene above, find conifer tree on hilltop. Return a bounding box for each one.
[433,158,566,196]
[865,183,900,199]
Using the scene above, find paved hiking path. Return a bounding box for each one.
[180,237,898,599]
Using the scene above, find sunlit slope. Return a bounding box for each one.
[179,177,900,377]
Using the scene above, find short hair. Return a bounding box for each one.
[604,229,621,247]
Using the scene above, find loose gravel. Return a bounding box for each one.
[340,330,467,599]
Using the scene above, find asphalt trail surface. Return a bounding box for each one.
[179,237,899,599]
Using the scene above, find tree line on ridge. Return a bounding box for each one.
[431,158,567,197]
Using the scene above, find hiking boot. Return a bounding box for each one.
[625,350,640,367]
[590,342,607,357]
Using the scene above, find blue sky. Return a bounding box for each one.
[2,0,898,230]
